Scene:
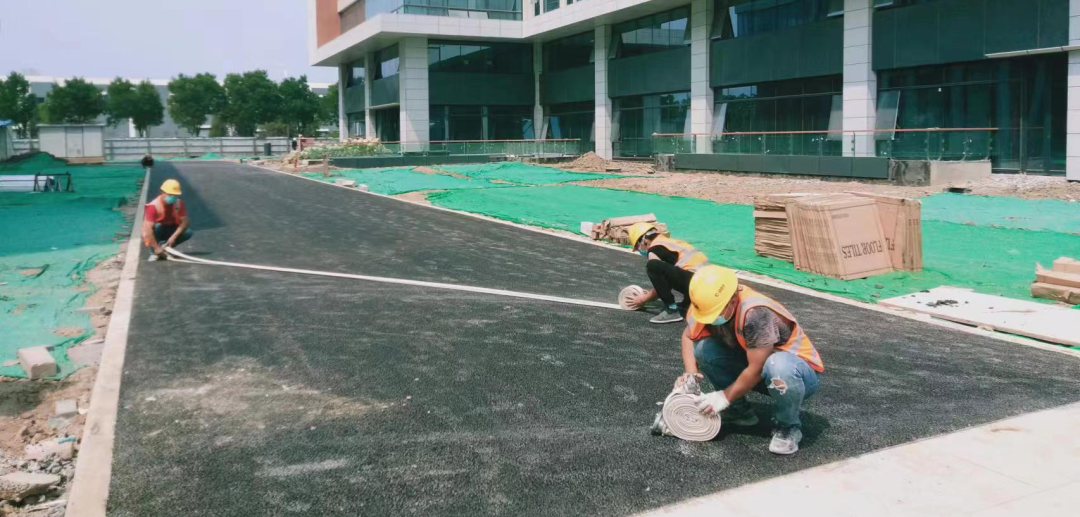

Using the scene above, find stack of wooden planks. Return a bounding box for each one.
[1031,257,1080,304]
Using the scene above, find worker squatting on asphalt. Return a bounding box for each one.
[679,265,825,455]
[625,222,711,324]
[142,179,193,262]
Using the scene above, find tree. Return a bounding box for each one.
[167,73,225,136]
[220,70,282,137]
[278,75,321,137]
[320,83,339,128]
[259,121,289,137]
[105,78,136,127]
[208,115,227,137]
[42,78,105,124]
[130,81,165,137]
[0,72,39,137]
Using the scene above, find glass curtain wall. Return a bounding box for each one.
[374,108,400,142]
[367,0,523,20]
[610,7,690,59]
[430,106,535,140]
[713,0,843,39]
[876,55,1065,173]
[428,40,532,74]
[613,92,691,157]
[546,102,594,153]
[346,113,366,139]
[712,76,842,155]
[374,46,399,79]
[543,31,594,72]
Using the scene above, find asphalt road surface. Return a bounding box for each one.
[107,161,1080,516]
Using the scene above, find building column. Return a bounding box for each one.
[594,25,613,160]
[690,0,713,154]
[399,38,430,151]
[533,41,545,141]
[337,64,348,141]
[842,0,875,157]
[364,52,375,139]
[1068,5,1080,180]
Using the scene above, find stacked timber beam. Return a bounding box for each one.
[1031,257,1080,304]
[590,213,668,245]
[753,193,923,280]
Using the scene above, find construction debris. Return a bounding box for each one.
[16,347,56,380]
[588,214,668,245]
[1031,258,1080,304]
[0,472,61,502]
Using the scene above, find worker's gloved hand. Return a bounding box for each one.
[694,391,730,416]
[674,372,704,391]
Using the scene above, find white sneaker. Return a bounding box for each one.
[147,254,159,262]
[769,426,802,455]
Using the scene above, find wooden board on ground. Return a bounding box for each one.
[880,287,1080,347]
[1053,257,1080,275]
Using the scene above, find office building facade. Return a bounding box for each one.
[310,0,1079,178]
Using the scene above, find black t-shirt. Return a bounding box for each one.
[647,244,679,264]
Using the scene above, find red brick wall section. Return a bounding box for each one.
[315,0,341,48]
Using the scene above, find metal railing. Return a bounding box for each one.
[649,128,998,161]
[104,137,292,161]
[317,139,582,157]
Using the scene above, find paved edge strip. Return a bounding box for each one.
[253,163,1080,360]
[631,400,1080,516]
[64,168,149,517]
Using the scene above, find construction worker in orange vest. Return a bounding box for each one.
[677,265,824,455]
[625,222,710,324]
[142,179,193,262]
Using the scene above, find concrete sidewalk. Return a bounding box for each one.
[103,161,1080,516]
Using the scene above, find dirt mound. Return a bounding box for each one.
[561,152,609,172]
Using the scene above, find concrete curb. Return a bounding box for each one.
[64,168,149,517]
[253,163,1080,360]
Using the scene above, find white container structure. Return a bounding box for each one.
[38,125,106,163]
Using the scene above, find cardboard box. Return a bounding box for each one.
[1053,257,1080,275]
[785,194,893,280]
[1036,264,1080,289]
[1031,282,1080,305]
[847,192,923,272]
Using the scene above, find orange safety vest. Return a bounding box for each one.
[143,196,186,246]
[733,286,824,372]
[650,235,709,272]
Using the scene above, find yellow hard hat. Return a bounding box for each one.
[160,179,182,196]
[627,222,657,250]
[689,265,739,325]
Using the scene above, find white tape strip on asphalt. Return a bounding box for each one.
[165,247,624,311]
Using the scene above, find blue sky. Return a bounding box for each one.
[0,0,336,83]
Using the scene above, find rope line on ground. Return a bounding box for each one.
[164,247,624,311]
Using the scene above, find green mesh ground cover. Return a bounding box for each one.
[301,168,508,195]
[428,185,1080,304]
[435,162,612,185]
[921,193,1080,234]
[1,154,142,378]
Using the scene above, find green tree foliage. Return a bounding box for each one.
[259,121,289,137]
[168,73,225,136]
[279,75,322,137]
[42,77,104,124]
[320,83,339,128]
[130,81,165,137]
[0,72,39,137]
[221,70,282,137]
[208,115,227,137]
[105,78,136,127]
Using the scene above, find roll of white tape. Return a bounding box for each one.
[660,392,721,442]
[618,285,646,310]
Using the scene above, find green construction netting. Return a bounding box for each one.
[921,193,1080,234]
[301,168,507,195]
[434,162,612,185]
[1,154,142,379]
[428,185,1080,304]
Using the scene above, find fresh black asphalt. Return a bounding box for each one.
[108,161,1080,516]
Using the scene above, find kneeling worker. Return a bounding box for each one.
[679,265,824,455]
[142,179,192,262]
[626,222,710,324]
